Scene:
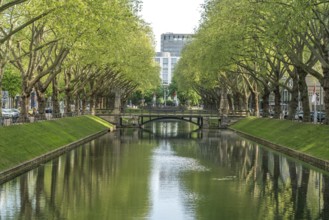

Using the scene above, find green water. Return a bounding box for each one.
[0,121,328,220]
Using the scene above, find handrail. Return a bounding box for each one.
[0,111,90,127]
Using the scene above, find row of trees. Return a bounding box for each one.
[0,0,160,119]
[174,0,329,123]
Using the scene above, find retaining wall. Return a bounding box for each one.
[231,128,329,172]
[0,129,110,184]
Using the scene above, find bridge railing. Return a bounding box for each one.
[122,107,220,117]
[95,107,248,117]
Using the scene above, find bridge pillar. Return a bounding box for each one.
[197,117,203,128]
[139,116,144,127]
[203,117,209,129]
[219,115,230,128]
[109,89,123,126]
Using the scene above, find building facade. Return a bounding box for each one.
[155,33,193,85]
[160,33,193,57]
[155,52,179,85]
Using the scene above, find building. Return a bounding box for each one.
[160,33,193,57]
[155,33,193,85]
[155,52,179,85]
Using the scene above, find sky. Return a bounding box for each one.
[140,0,205,52]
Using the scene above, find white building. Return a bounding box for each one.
[155,33,193,85]
[155,52,180,85]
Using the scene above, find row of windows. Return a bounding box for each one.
[162,64,178,68]
[162,35,191,41]
[154,58,179,63]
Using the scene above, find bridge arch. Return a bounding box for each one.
[139,116,203,128]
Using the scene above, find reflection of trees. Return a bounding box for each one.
[320,175,329,219]
[19,175,32,219]
[295,168,310,219]
[141,121,201,139]
[2,128,329,219]
[174,129,328,220]
[288,160,297,207]
[1,132,155,219]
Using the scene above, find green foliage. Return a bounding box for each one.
[2,67,21,98]
[0,0,160,112]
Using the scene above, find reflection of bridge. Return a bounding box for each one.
[96,108,247,128]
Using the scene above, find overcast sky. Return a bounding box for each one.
[140,0,205,51]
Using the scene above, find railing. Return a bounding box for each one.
[0,112,90,127]
[96,107,248,117]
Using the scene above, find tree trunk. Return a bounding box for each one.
[220,88,229,115]
[90,94,96,115]
[107,92,115,110]
[36,89,46,119]
[52,78,60,117]
[262,85,271,118]
[227,93,233,113]
[250,91,259,117]
[20,78,33,120]
[64,69,72,115]
[298,68,311,122]
[20,94,30,122]
[321,76,329,125]
[81,97,87,115]
[273,84,281,119]
[35,81,47,119]
[64,92,72,115]
[74,95,80,115]
[242,89,249,115]
[249,90,259,116]
[321,49,329,124]
[113,89,122,114]
[233,92,240,112]
[0,66,3,125]
[287,75,299,120]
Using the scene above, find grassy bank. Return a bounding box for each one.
[0,116,113,172]
[230,117,329,161]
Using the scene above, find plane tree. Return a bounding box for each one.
[176,0,260,114]
[57,0,159,115]
[0,0,58,116]
[177,0,329,122]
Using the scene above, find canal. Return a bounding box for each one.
[1,121,329,219]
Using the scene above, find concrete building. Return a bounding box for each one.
[155,33,193,85]
[160,33,193,57]
[155,52,179,85]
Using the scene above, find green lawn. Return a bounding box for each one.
[230,117,329,161]
[0,115,113,172]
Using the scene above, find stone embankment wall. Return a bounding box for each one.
[231,128,329,172]
[0,130,110,184]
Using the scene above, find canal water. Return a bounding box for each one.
[1,121,329,220]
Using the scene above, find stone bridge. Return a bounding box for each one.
[96,108,246,129]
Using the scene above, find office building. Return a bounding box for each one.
[160,33,193,57]
[155,33,193,85]
[155,52,179,85]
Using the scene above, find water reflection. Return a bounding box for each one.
[0,121,329,219]
[141,121,202,139]
[148,140,206,220]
